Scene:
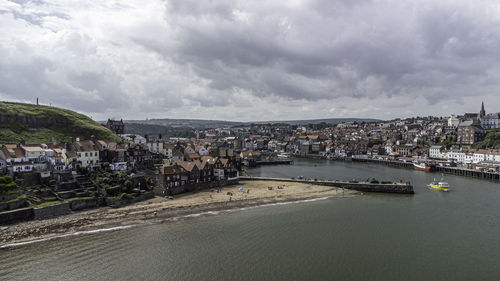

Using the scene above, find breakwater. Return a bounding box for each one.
[239,176,414,194]
[350,158,500,182]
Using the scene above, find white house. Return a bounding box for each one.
[147,140,164,155]
[429,145,444,159]
[448,115,460,127]
[447,150,466,164]
[481,113,499,129]
[384,143,394,155]
[11,162,33,173]
[74,141,100,169]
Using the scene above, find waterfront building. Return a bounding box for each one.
[429,145,445,159]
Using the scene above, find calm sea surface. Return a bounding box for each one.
[1,158,500,281]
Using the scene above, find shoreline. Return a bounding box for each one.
[0,180,359,248]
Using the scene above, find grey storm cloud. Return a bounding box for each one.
[0,0,499,121]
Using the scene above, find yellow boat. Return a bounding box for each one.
[428,175,450,191]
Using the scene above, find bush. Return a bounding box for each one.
[0,181,18,194]
[106,185,120,196]
[120,193,130,200]
[0,176,13,184]
[123,180,133,193]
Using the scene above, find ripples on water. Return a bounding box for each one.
[1,159,500,281]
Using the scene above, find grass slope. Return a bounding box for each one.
[0,102,120,144]
[474,129,500,149]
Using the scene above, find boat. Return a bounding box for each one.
[428,175,450,191]
[413,161,437,172]
[277,152,290,158]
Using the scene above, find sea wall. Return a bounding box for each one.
[157,179,239,196]
[69,198,98,211]
[33,202,71,220]
[0,208,34,224]
[107,191,155,208]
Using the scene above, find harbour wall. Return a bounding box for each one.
[239,176,414,194]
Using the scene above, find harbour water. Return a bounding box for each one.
[1,158,500,280]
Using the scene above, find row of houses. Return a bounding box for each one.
[0,138,129,174]
[158,156,239,191]
[429,146,500,164]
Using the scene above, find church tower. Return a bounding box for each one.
[480,101,486,118]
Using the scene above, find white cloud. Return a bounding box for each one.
[1,0,500,121]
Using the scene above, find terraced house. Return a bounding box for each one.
[74,140,100,169]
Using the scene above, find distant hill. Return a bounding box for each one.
[123,123,196,138]
[123,117,382,131]
[249,118,382,125]
[0,102,120,144]
[125,118,241,129]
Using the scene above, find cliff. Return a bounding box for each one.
[0,102,120,144]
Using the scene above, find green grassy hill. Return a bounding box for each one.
[0,101,121,144]
[474,129,500,149]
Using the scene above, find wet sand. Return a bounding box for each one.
[0,180,359,247]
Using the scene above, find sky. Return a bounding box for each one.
[1,0,500,121]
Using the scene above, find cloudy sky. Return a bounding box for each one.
[1,0,499,121]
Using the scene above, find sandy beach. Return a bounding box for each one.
[0,180,359,247]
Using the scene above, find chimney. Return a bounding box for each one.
[91,135,96,142]
[52,137,57,146]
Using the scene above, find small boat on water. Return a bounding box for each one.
[428,175,450,191]
[413,161,437,172]
[277,152,290,158]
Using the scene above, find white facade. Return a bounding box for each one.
[12,163,33,173]
[147,141,164,155]
[77,151,99,168]
[429,146,444,159]
[448,115,460,127]
[481,114,499,129]
[473,152,486,163]
[447,150,466,163]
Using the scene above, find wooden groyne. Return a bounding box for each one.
[239,176,414,194]
[350,158,500,182]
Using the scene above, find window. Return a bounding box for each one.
[85,152,88,157]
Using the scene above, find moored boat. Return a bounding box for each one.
[413,161,437,172]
